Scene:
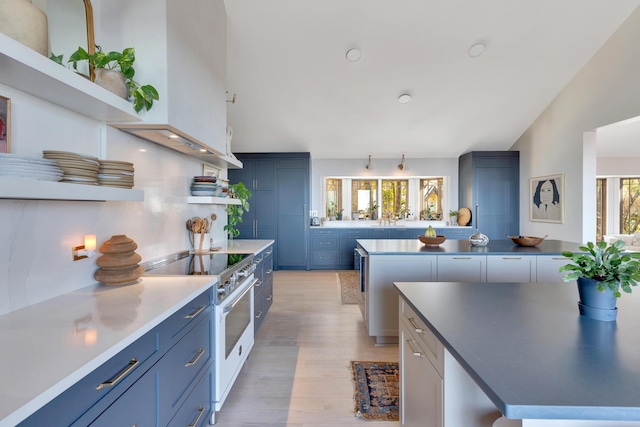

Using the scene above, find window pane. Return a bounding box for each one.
[420,178,443,220]
[620,178,640,234]
[381,180,408,217]
[326,178,342,217]
[352,180,378,218]
[596,178,606,242]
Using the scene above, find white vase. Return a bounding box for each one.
[94,69,129,100]
[0,0,48,56]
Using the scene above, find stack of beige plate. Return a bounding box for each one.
[42,150,99,185]
[94,235,143,286]
[98,160,135,188]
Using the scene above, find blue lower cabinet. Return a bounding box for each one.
[87,368,159,427]
[368,228,390,239]
[167,365,213,427]
[440,227,473,239]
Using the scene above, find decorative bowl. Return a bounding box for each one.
[418,235,446,246]
[508,234,548,247]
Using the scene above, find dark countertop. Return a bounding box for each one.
[395,281,640,421]
[357,238,583,255]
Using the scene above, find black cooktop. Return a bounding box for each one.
[145,253,251,276]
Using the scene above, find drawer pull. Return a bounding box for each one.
[184,305,205,319]
[550,257,565,260]
[254,258,262,264]
[254,279,263,288]
[96,358,139,390]
[266,269,273,274]
[406,339,423,358]
[255,310,263,319]
[185,348,205,367]
[452,257,471,260]
[407,317,425,334]
[501,257,522,260]
[267,294,273,301]
[265,250,273,255]
[188,406,205,427]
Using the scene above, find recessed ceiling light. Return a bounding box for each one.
[468,42,486,58]
[398,94,412,104]
[346,48,361,62]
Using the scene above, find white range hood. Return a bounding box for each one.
[110,124,242,169]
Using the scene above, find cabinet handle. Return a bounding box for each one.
[501,257,522,260]
[185,348,205,367]
[407,317,425,334]
[550,257,565,260]
[255,279,263,288]
[254,258,262,264]
[255,310,263,319]
[187,406,205,427]
[452,257,472,260]
[184,305,205,319]
[406,339,423,358]
[266,269,273,274]
[96,358,139,390]
[304,203,307,230]
[265,250,273,255]
[267,294,273,301]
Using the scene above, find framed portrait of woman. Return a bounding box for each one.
[530,174,564,223]
[0,95,10,154]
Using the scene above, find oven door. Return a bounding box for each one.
[214,277,257,413]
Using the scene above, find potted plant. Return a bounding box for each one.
[68,46,159,112]
[327,201,336,220]
[224,182,252,239]
[370,203,379,220]
[559,240,640,320]
[449,209,458,225]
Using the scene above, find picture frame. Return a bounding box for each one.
[530,173,564,223]
[203,164,221,178]
[0,95,10,154]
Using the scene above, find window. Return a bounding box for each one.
[420,178,443,220]
[326,178,342,217]
[620,178,640,234]
[381,180,408,216]
[596,178,606,242]
[351,180,378,218]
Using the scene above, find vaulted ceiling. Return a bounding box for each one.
[225,1,640,159]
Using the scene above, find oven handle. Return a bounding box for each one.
[223,278,258,313]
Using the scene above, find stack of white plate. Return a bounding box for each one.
[191,176,220,196]
[0,153,63,181]
[98,160,135,189]
[42,150,100,185]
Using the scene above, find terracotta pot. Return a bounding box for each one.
[0,0,48,56]
[94,69,128,100]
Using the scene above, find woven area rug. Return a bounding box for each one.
[351,361,400,421]
[339,271,360,304]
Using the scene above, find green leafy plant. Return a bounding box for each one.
[68,46,159,112]
[559,240,640,297]
[224,182,252,239]
[449,210,458,218]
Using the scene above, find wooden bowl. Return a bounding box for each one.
[508,235,548,247]
[418,235,446,246]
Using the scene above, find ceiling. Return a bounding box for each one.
[225,1,640,160]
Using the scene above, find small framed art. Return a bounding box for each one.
[203,164,221,178]
[0,95,10,154]
[530,174,564,223]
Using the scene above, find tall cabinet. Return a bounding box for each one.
[229,153,310,270]
[458,151,519,240]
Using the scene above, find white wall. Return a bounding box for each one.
[311,157,459,217]
[512,6,640,243]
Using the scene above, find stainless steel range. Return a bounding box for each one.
[144,251,257,424]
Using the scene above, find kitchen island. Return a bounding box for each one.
[396,281,640,426]
[358,238,583,343]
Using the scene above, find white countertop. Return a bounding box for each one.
[0,276,216,427]
[222,239,274,253]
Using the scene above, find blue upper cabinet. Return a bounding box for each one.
[458,151,519,240]
[230,153,309,270]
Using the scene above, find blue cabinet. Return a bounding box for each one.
[230,153,310,270]
[369,228,391,239]
[339,228,369,268]
[254,243,274,332]
[18,289,214,427]
[459,151,519,240]
[310,229,339,269]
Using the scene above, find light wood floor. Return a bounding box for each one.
[214,270,400,427]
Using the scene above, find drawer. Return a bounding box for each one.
[263,278,274,314]
[311,229,338,236]
[19,326,162,427]
[167,366,213,427]
[339,229,369,238]
[159,312,213,421]
[311,235,338,250]
[399,298,444,377]
[164,289,212,341]
[311,251,338,265]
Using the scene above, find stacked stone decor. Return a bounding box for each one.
[94,235,143,285]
